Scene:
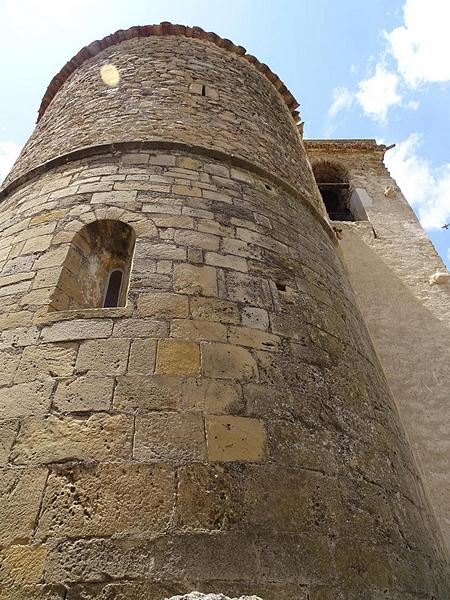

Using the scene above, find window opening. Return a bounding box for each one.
[312,160,354,222]
[201,85,206,96]
[51,219,135,311]
[103,269,124,308]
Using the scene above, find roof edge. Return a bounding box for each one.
[305,139,388,154]
[37,22,301,123]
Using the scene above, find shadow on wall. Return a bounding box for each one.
[340,225,450,551]
[50,219,136,311]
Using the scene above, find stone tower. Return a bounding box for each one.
[0,23,448,599]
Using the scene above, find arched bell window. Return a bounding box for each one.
[51,219,135,311]
[312,160,354,221]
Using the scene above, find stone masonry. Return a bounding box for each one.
[0,23,448,599]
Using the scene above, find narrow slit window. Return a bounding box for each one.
[201,85,206,96]
[103,269,123,308]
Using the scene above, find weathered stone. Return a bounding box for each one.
[166,595,263,600]
[0,350,21,385]
[11,414,132,464]
[128,338,157,374]
[1,544,48,584]
[174,264,218,296]
[114,375,181,411]
[206,416,266,462]
[0,467,48,544]
[36,463,174,538]
[171,319,227,342]
[0,380,53,419]
[53,376,114,412]
[138,292,189,318]
[155,339,200,376]
[134,412,206,462]
[76,338,130,375]
[15,342,78,383]
[182,379,242,413]
[40,319,113,342]
[190,297,240,324]
[202,343,258,380]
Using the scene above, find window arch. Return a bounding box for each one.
[51,219,135,311]
[312,160,354,221]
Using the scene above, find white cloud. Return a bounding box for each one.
[327,87,354,119]
[0,142,21,183]
[407,99,420,110]
[384,133,450,230]
[356,64,401,123]
[386,0,450,87]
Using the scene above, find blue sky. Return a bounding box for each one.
[1,0,449,266]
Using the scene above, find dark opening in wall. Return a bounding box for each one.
[51,219,135,311]
[312,160,354,222]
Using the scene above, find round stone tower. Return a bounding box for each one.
[0,23,448,599]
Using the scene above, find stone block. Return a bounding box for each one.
[114,375,181,411]
[155,339,200,376]
[205,253,248,272]
[112,318,168,338]
[136,242,186,260]
[138,293,189,318]
[36,463,174,538]
[176,464,243,530]
[0,350,21,385]
[91,190,137,204]
[202,343,258,380]
[134,412,206,462]
[0,420,17,466]
[11,414,132,465]
[241,306,269,330]
[23,235,53,254]
[172,184,201,197]
[0,467,47,544]
[174,264,218,296]
[182,379,242,414]
[190,297,240,324]
[171,319,227,342]
[53,376,114,412]
[76,338,130,375]
[226,272,272,308]
[128,338,157,375]
[227,326,280,351]
[40,319,113,342]
[1,544,48,584]
[173,230,220,251]
[15,342,78,383]
[206,415,266,462]
[0,380,53,419]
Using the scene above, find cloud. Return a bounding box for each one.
[0,142,21,183]
[327,87,354,119]
[384,133,450,230]
[386,0,450,87]
[356,64,401,123]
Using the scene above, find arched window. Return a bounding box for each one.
[51,219,135,311]
[312,160,354,221]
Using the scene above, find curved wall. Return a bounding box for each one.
[3,34,314,203]
[0,30,448,600]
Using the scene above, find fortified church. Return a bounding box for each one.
[0,23,449,599]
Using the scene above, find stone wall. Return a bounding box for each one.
[2,35,315,208]
[0,147,448,599]
[306,139,450,552]
[0,31,448,599]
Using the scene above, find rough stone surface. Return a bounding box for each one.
[0,26,448,600]
[166,595,263,600]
